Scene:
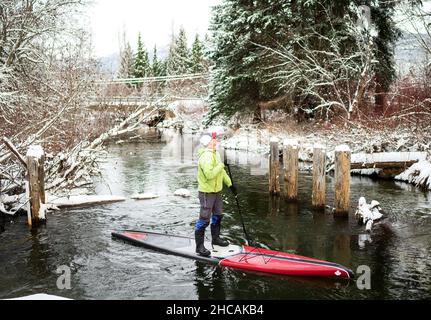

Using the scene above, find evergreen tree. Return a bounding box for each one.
[366,0,400,112]
[207,0,401,122]
[133,33,150,79]
[167,26,191,75]
[166,32,176,76]
[202,33,212,71]
[151,45,162,77]
[191,34,205,73]
[118,41,134,79]
[207,0,289,121]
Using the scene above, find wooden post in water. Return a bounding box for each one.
[26,145,46,226]
[283,139,299,201]
[334,145,351,216]
[269,137,280,195]
[312,144,326,208]
[38,152,46,205]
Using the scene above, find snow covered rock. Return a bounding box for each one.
[131,193,159,200]
[173,188,191,198]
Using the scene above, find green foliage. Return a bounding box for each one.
[151,45,165,77]
[191,34,205,73]
[207,0,401,123]
[133,33,150,79]
[118,41,134,79]
[167,27,191,75]
[207,0,293,121]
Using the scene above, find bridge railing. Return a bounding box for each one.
[85,95,206,108]
[95,73,209,85]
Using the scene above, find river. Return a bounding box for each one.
[1,129,430,299]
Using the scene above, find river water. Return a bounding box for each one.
[1,129,430,299]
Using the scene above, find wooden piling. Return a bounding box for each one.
[26,145,46,226]
[269,138,280,195]
[283,139,299,201]
[334,145,351,216]
[312,144,326,208]
[38,152,46,205]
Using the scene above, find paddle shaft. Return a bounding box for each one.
[225,162,252,246]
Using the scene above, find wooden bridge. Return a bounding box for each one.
[87,73,208,111]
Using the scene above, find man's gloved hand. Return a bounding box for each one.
[229,184,237,196]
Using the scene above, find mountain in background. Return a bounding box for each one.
[394,31,431,75]
[97,32,427,78]
[97,47,169,77]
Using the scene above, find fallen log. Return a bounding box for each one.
[2,137,27,168]
[351,160,418,170]
[351,152,426,170]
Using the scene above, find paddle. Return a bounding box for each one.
[224,152,253,246]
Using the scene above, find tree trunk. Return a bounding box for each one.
[374,74,386,115]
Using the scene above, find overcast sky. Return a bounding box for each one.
[88,1,431,58]
[89,0,221,57]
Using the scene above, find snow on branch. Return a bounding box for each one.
[395,160,431,190]
[253,10,376,120]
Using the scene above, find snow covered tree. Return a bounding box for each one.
[133,33,150,79]
[206,0,403,123]
[368,0,402,113]
[0,0,95,132]
[207,0,291,122]
[167,27,191,75]
[151,45,165,77]
[118,40,134,79]
[191,34,205,73]
[201,33,212,72]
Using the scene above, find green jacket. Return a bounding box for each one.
[197,148,232,193]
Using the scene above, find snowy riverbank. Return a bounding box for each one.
[154,100,431,190]
[217,123,431,190]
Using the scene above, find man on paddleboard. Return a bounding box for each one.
[195,133,237,257]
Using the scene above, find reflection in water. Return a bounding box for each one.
[0,214,5,233]
[194,262,226,300]
[28,228,50,276]
[332,234,352,267]
[358,233,372,249]
[283,202,299,252]
[312,212,327,260]
[268,196,280,216]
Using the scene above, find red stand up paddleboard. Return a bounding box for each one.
[112,230,354,279]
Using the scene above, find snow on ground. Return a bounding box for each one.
[218,124,431,189]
